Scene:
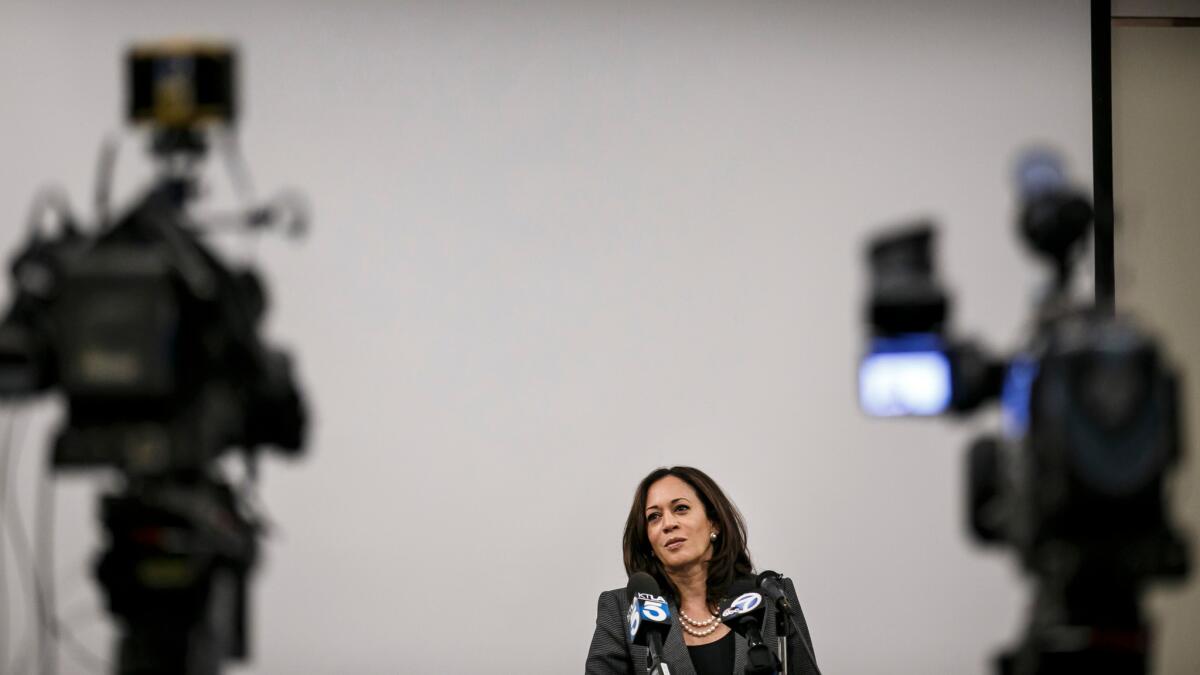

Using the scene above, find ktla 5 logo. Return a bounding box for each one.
[637,597,670,623]
[720,592,762,618]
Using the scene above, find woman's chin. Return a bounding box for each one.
[660,553,705,572]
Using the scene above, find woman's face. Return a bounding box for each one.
[644,475,717,572]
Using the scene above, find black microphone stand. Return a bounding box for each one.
[646,632,671,675]
[774,605,791,675]
[732,611,778,675]
[759,574,821,675]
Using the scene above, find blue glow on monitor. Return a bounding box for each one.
[859,335,952,417]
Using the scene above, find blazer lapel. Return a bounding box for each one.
[760,597,790,672]
[761,597,779,654]
[732,631,748,674]
[662,614,698,675]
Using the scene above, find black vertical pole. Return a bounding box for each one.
[1091,0,1116,312]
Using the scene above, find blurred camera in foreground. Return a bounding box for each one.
[0,40,308,675]
[859,150,1188,675]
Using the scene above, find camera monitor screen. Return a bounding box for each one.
[859,338,951,417]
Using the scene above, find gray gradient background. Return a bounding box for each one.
[0,1,1140,673]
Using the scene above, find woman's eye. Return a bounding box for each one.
[646,512,660,523]
[674,505,689,513]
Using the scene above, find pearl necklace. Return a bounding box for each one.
[679,608,722,637]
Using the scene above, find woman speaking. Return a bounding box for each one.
[585,466,819,675]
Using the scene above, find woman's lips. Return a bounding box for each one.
[665,538,686,551]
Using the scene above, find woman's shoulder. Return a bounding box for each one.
[598,586,631,606]
[591,587,634,639]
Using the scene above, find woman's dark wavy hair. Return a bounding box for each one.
[622,466,753,610]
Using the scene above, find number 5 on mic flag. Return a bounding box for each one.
[627,594,672,643]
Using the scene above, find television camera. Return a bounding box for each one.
[859,150,1189,675]
[0,41,308,675]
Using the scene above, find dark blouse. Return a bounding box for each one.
[687,630,735,675]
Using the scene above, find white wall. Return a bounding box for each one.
[0,1,1095,673]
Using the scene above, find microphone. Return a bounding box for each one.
[719,579,778,675]
[756,570,793,613]
[755,571,822,675]
[626,572,673,675]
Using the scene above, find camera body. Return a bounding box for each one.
[0,186,305,474]
[985,309,1188,581]
[0,43,304,475]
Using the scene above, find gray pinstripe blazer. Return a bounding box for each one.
[584,577,818,675]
